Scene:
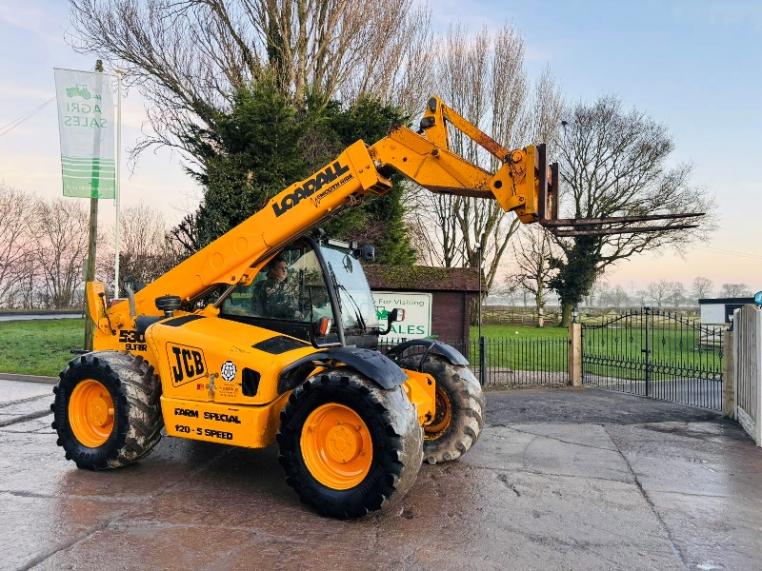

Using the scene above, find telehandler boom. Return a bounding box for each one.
[51,96,700,518]
[93,96,548,326]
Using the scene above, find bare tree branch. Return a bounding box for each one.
[551,96,715,325]
[27,198,90,309]
[0,185,34,307]
[68,0,432,163]
[406,24,562,292]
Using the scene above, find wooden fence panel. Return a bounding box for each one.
[734,305,762,445]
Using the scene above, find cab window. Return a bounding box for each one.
[221,242,332,324]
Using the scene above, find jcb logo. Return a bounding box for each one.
[167,343,207,386]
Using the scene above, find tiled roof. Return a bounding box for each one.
[362,264,483,293]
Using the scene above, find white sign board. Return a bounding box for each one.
[700,303,726,325]
[54,68,116,199]
[373,291,432,341]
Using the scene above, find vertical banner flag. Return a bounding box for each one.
[53,68,116,199]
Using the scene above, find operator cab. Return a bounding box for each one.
[218,237,380,348]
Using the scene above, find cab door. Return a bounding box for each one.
[219,239,337,343]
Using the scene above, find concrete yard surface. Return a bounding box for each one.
[1,383,761,570]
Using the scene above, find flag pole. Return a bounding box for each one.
[113,70,122,299]
[83,59,103,351]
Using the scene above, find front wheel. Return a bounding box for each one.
[277,370,422,519]
[399,354,484,464]
[52,351,163,470]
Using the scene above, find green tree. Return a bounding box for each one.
[176,79,416,265]
[321,97,416,265]
[185,78,308,245]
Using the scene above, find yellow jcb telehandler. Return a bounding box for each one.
[51,96,701,518]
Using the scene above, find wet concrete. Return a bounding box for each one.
[0,381,55,428]
[0,381,51,405]
[1,383,761,570]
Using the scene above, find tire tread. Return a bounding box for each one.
[277,370,422,519]
[53,350,163,471]
[399,354,484,464]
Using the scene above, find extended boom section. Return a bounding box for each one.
[101,100,548,328]
[375,96,545,223]
[103,141,390,327]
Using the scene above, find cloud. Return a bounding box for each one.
[0,83,53,101]
[671,1,762,33]
[0,3,45,31]
[0,1,64,44]
[525,46,553,63]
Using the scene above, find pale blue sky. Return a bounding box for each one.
[0,0,760,292]
[426,0,762,289]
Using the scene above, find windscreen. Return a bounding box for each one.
[320,246,379,335]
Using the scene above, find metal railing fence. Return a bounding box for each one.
[378,336,569,387]
[583,307,725,411]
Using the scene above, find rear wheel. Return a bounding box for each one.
[399,354,484,464]
[52,351,163,470]
[277,370,422,519]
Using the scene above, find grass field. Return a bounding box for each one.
[469,322,722,377]
[0,319,83,376]
[464,325,568,371]
[470,324,569,339]
[0,318,722,381]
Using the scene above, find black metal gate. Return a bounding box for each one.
[582,308,725,410]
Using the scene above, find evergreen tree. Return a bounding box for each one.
[178,80,416,265]
[184,78,308,245]
[322,97,416,265]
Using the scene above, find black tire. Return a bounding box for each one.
[52,351,163,470]
[277,370,423,519]
[399,354,484,464]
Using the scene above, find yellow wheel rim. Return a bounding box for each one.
[68,379,115,448]
[424,386,453,441]
[300,403,373,490]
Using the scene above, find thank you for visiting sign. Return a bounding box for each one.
[374,291,432,341]
[54,68,116,199]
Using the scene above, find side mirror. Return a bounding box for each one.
[309,317,341,349]
[315,316,332,337]
[359,244,376,262]
[349,242,376,262]
[379,307,405,335]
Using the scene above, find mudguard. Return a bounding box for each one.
[278,346,408,394]
[385,339,469,367]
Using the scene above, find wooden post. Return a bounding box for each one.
[723,329,735,418]
[568,322,582,386]
[83,59,103,352]
[479,335,486,386]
